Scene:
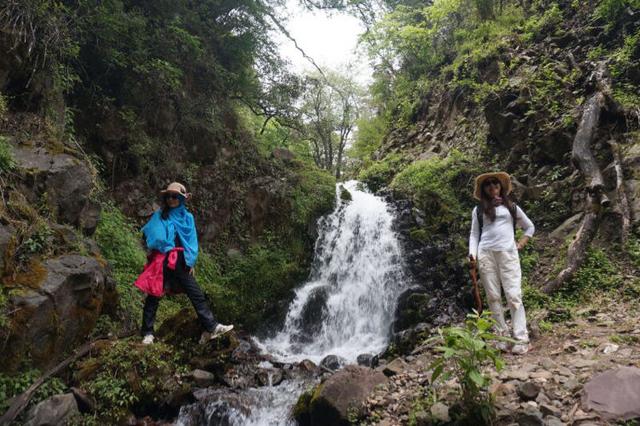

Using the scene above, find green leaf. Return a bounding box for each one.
[469,369,485,387]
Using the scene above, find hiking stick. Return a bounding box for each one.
[469,255,483,314]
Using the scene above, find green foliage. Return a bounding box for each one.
[390,151,479,233]
[77,340,184,422]
[429,311,504,423]
[358,153,406,192]
[214,243,308,328]
[0,136,15,173]
[609,28,640,109]
[0,369,66,413]
[0,93,7,119]
[349,114,389,164]
[557,248,622,303]
[594,0,640,27]
[94,203,146,325]
[289,160,336,228]
[521,3,563,42]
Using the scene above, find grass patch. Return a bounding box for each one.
[94,203,146,327]
[390,151,480,234]
[0,136,15,173]
[358,153,407,193]
[0,369,66,413]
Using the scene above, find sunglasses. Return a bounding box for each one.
[164,193,183,200]
[483,179,501,187]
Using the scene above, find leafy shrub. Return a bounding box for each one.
[290,160,336,228]
[594,0,640,27]
[557,248,622,303]
[94,203,146,325]
[429,311,504,423]
[358,153,406,192]
[0,369,66,413]
[77,340,184,422]
[0,136,15,172]
[0,93,7,119]
[390,151,479,234]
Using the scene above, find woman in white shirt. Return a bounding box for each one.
[468,172,535,355]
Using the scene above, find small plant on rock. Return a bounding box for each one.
[429,311,505,424]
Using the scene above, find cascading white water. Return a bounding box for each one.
[258,180,408,363]
[177,181,409,425]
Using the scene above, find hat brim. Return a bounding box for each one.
[473,172,512,200]
[160,190,190,199]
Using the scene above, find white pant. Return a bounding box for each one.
[478,249,528,343]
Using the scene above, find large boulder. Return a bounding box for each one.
[294,365,387,426]
[581,366,640,420]
[11,145,99,234]
[2,255,110,372]
[24,393,80,426]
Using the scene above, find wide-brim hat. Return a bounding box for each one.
[160,182,191,199]
[473,172,512,200]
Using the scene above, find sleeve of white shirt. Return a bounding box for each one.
[516,206,535,237]
[469,206,480,258]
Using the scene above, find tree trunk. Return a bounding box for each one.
[608,140,632,243]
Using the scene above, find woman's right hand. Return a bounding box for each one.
[468,254,476,269]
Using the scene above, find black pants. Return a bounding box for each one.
[141,251,217,336]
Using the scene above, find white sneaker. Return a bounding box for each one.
[199,324,234,344]
[512,343,531,355]
[142,335,154,345]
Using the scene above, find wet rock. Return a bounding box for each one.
[517,382,541,401]
[219,364,257,389]
[298,359,319,375]
[255,368,284,387]
[3,255,108,372]
[231,339,255,363]
[320,354,345,372]
[382,357,406,377]
[582,366,640,420]
[25,393,80,426]
[357,353,379,368]
[191,369,216,387]
[295,365,387,426]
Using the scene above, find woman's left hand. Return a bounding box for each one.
[188,267,195,276]
[517,236,529,250]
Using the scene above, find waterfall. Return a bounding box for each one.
[258,180,408,363]
[177,181,409,425]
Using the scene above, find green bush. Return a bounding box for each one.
[290,160,336,228]
[557,248,622,303]
[215,243,307,329]
[429,311,505,424]
[0,136,15,173]
[77,340,184,422]
[358,154,406,192]
[594,0,640,27]
[0,369,66,413]
[94,203,146,325]
[0,93,7,119]
[390,151,479,233]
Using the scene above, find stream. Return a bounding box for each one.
[177,180,409,425]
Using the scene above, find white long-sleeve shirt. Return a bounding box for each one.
[469,205,535,258]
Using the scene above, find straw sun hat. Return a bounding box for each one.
[473,172,512,200]
[160,182,191,199]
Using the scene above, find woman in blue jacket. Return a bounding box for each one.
[139,182,233,345]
